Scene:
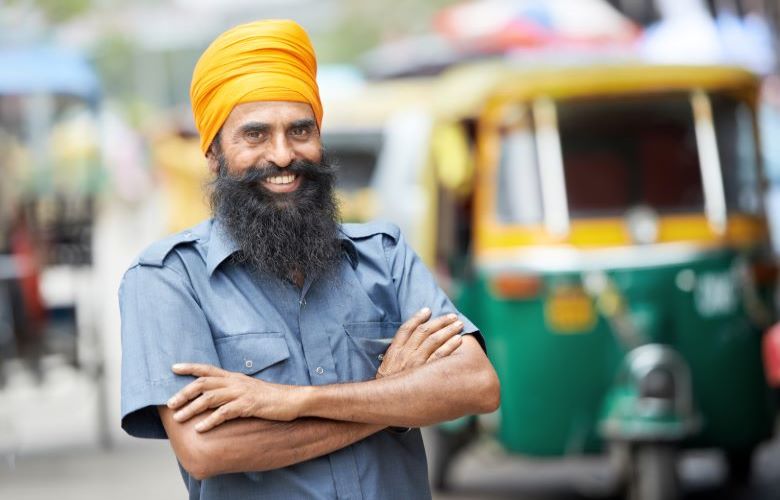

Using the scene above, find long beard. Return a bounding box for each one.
[209,154,342,281]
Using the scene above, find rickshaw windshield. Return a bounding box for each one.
[495,91,760,224]
[557,93,703,218]
[322,130,382,193]
[710,93,760,214]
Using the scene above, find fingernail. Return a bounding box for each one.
[420,307,431,315]
[166,397,178,407]
[173,411,183,421]
[195,422,205,432]
[448,314,458,320]
[172,363,185,371]
[454,321,463,328]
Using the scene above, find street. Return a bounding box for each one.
[1,414,779,499]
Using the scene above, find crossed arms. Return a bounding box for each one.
[159,309,500,480]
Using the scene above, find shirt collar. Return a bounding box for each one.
[206,219,240,276]
[206,219,359,276]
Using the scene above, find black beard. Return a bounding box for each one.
[209,153,342,281]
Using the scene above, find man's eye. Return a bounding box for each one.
[291,127,310,137]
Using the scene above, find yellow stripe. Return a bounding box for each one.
[475,214,768,255]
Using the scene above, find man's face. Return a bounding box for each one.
[208,100,323,192]
[207,100,341,281]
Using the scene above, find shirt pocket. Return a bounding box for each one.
[343,322,400,381]
[214,332,292,384]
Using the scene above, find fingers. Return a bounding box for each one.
[417,319,464,358]
[429,334,463,361]
[172,388,234,423]
[167,376,224,409]
[390,308,432,350]
[172,363,229,378]
[407,313,460,350]
[195,403,240,432]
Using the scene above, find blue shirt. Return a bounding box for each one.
[119,219,480,500]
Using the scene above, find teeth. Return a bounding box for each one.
[266,174,297,185]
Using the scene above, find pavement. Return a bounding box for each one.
[1,388,779,500]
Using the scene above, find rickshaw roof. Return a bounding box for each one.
[432,60,759,120]
[0,47,101,105]
[322,76,438,132]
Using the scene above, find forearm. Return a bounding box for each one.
[159,406,382,479]
[296,337,500,427]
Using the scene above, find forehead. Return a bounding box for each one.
[222,101,316,131]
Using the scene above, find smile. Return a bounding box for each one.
[266,174,298,185]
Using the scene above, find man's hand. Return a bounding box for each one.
[166,364,301,432]
[167,308,464,432]
[376,307,464,379]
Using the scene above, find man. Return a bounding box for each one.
[119,19,499,500]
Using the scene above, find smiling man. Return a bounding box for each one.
[119,19,499,500]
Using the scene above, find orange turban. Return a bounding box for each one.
[190,19,322,154]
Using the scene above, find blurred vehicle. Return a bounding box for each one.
[0,47,103,380]
[420,61,777,500]
[322,75,437,229]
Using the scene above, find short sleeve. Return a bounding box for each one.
[119,262,219,439]
[382,231,485,352]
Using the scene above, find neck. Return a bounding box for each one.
[290,269,305,288]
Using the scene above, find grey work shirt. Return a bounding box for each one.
[119,219,481,500]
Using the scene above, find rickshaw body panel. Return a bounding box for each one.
[460,244,774,457]
[428,62,777,462]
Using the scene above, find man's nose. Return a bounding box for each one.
[266,135,295,168]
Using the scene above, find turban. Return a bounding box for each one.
[190,19,322,154]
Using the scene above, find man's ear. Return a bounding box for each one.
[206,132,222,173]
[206,149,219,173]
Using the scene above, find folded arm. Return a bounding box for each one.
[298,335,499,427]
[171,334,499,432]
[159,406,382,480]
[161,309,469,479]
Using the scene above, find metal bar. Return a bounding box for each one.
[691,90,728,235]
[532,98,570,238]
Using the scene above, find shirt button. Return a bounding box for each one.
[315,366,324,375]
[299,298,306,306]
[245,360,253,369]
[377,354,384,361]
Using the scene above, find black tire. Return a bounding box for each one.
[726,448,754,485]
[627,444,680,500]
[426,418,478,492]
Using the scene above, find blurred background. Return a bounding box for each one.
[3,0,780,499]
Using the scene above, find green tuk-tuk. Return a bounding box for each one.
[420,62,777,500]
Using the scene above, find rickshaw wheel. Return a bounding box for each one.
[627,444,679,500]
[426,418,478,492]
[725,448,754,485]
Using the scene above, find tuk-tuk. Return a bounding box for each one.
[420,61,777,500]
[321,74,437,229]
[0,47,104,394]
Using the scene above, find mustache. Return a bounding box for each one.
[219,158,334,184]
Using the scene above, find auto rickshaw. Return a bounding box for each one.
[321,73,437,228]
[417,61,777,500]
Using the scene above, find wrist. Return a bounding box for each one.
[292,384,318,418]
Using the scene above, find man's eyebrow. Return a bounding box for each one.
[236,122,271,136]
[289,119,316,130]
